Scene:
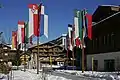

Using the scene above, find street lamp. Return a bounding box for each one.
[0,58,3,73]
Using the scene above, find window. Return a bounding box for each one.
[101,36,104,47]
[95,38,98,50]
[107,34,109,46]
[103,36,105,45]
[99,36,102,50]
[108,34,111,45]
[111,33,115,48]
[96,38,99,50]
[92,39,94,51]
[104,59,115,72]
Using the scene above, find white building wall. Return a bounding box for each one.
[87,51,120,71]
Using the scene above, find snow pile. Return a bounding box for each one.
[0,73,8,80]
[57,70,120,80]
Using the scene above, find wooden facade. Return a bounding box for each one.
[0,44,23,64]
[28,39,66,65]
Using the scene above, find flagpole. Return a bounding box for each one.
[66,49,68,70]
[24,43,26,72]
[37,3,42,74]
[82,38,84,73]
[72,36,75,70]
[24,23,26,72]
[72,48,75,70]
[37,36,39,74]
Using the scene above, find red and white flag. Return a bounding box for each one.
[18,21,25,45]
[68,25,73,51]
[28,4,40,37]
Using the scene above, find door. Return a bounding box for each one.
[93,60,98,71]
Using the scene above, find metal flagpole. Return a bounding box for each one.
[37,36,39,74]
[72,28,75,70]
[72,49,75,70]
[37,3,42,74]
[50,55,52,68]
[66,49,68,70]
[82,38,84,73]
[24,22,26,72]
[92,56,94,74]
[24,43,26,72]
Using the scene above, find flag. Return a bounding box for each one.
[85,10,88,37]
[78,11,83,40]
[71,24,75,47]
[75,37,81,47]
[12,31,17,49]
[74,17,79,39]
[25,21,33,45]
[86,14,92,40]
[30,36,33,45]
[74,10,82,47]
[28,4,40,37]
[82,10,86,38]
[40,14,48,38]
[18,21,24,45]
[12,31,15,49]
[74,10,79,39]
[62,34,67,50]
[14,31,17,48]
[66,33,69,56]
[68,25,73,51]
[21,28,25,43]
[81,9,88,48]
[18,21,25,50]
[25,21,29,43]
[41,5,44,15]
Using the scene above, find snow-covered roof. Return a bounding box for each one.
[101,5,120,7]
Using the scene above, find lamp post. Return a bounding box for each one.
[0,59,3,73]
[4,53,9,80]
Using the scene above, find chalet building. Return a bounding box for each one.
[28,36,67,68]
[86,5,120,71]
[0,43,23,66]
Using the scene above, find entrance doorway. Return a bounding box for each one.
[93,60,98,71]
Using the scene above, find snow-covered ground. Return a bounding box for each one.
[56,70,120,80]
[0,69,71,80]
[1,68,120,80]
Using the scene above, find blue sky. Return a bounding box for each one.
[0,0,120,44]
